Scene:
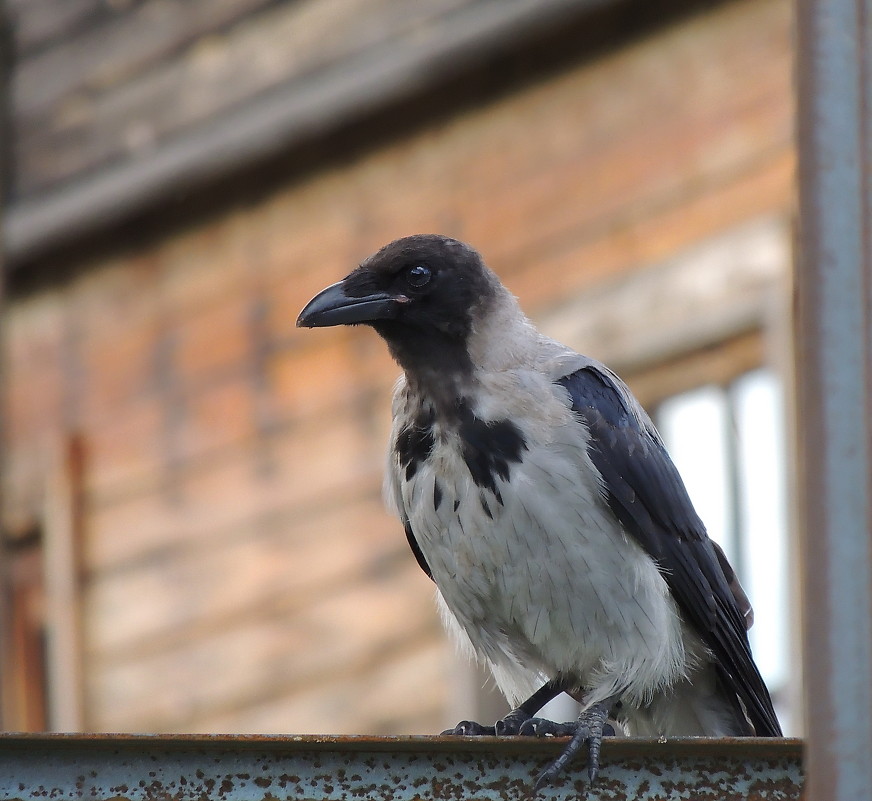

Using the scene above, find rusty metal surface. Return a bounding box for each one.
[0,734,802,800]
[795,0,872,799]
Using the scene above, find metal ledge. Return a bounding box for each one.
[0,734,803,800]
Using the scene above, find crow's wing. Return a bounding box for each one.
[558,365,781,736]
[404,517,433,581]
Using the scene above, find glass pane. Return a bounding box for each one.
[657,369,793,733]
[656,385,736,563]
[732,369,789,694]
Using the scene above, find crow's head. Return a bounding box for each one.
[297,235,504,376]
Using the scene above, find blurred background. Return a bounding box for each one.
[0,0,797,737]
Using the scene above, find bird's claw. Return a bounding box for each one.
[494,708,533,735]
[532,701,615,789]
[518,718,578,737]
[440,720,495,736]
[442,707,537,736]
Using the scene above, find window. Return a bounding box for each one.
[655,368,793,733]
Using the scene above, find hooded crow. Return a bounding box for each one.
[297,234,782,787]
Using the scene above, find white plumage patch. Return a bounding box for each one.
[386,358,691,718]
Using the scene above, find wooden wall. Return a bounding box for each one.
[2,0,793,733]
[8,0,493,201]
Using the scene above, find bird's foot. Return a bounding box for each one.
[441,707,537,736]
[518,718,578,737]
[440,720,496,736]
[530,701,615,789]
[494,708,534,735]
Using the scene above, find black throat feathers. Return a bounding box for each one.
[395,394,527,501]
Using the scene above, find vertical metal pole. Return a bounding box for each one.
[795,0,872,798]
[0,0,12,732]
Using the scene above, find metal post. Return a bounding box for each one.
[795,0,872,798]
[0,0,12,732]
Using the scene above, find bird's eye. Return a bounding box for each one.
[405,264,432,289]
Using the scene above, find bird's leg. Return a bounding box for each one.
[441,677,567,737]
[526,697,619,789]
[495,677,570,735]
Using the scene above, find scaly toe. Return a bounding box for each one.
[494,709,532,736]
[534,700,613,788]
[441,720,496,736]
[518,717,577,737]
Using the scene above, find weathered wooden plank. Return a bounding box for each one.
[347,0,791,272]
[541,217,789,375]
[5,0,612,260]
[84,405,389,572]
[79,324,160,424]
[78,322,395,489]
[1,289,68,533]
[12,0,280,114]
[5,0,102,56]
[86,493,405,657]
[193,639,451,735]
[77,332,397,502]
[12,0,466,197]
[79,396,164,498]
[86,565,439,731]
[169,374,258,464]
[501,148,795,318]
[173,293,256,383]
[273,336,397,414]
[4,323,65,443]
[155,215,258,317]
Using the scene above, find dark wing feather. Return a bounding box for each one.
[559,365,781,737]
[404,517,434,581]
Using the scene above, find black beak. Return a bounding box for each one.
[296,280,401,328]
